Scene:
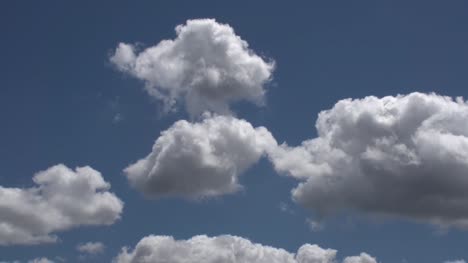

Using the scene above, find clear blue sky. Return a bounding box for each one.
[1,1,467,262]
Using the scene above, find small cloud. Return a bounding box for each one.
[76,241,105,255]
[306,218,324,232]
[124,115,277,199]
[110,18,275,117]
[0,165,123,245]
[444,260,466,263]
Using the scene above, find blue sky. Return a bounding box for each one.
[1,1,468,262]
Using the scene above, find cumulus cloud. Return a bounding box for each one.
[0,164,123,245]
[268,92,468,228]
[343,253,377,263]
[76,241,105,255]
[113,234,374,263]
[110,18,275,116]
[124,115,277,199]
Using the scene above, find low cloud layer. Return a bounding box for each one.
[124,115,276,199]
[110,18,274,116]
[114,234,376,263]
[0,165,123,245]
[76,241,105,255]
[269,92,468,228]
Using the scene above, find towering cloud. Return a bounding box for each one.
[124,115,277,199]
[269,92,468,228]
[113,234,375,263]
[110,19,275,116]
[0,165,123,245]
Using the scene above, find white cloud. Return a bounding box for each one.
[114,235,375,263]
[296,244,337,263]
[343,253,377,263]
[110,18,275,117]
[76,241,105,255]
[0,164,123,245]
[124,115,277,199]
[444,260,466,263]
[268,92,468,228]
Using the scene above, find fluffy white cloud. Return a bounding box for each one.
[296,244,337,263]
[268,92,468,228]
[124,115,277,199]
[110,18,275,116]
[76,241,105,255]
[343,253,377,263]
[0,165,123,245]
[113,234,374,263]
[444,260,466,263]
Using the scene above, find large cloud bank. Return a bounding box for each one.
[110,18,274,116]
[269,92,468,228]
[124,115,277,199]
[0,164,123,245]
[113,234,376,263]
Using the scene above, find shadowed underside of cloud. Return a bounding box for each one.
[124,114,277,199]
[268,92,468,228]
[113,234,376,263]
[0,165,123,245]
[110,18,275,117]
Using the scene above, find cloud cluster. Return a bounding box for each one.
[269,92,468,228]
[110,18,274,117]
[0,164,123,245]
[76,241,105,255]
[124,115,277,199]
[113,234,376,263]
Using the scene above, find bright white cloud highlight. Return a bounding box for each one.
[124,115,277,199]
[76,241,105,255]
[110,18,275,116]
[343,253,377,263]
[0,164,123,245]
[113,234,374,263]
[268,92,468,228]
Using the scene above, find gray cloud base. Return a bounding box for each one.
[124,115,277,199]
[0,165,123,245]
[269,92,468,228]
[110,18,274,117]
[114,234,376,263]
